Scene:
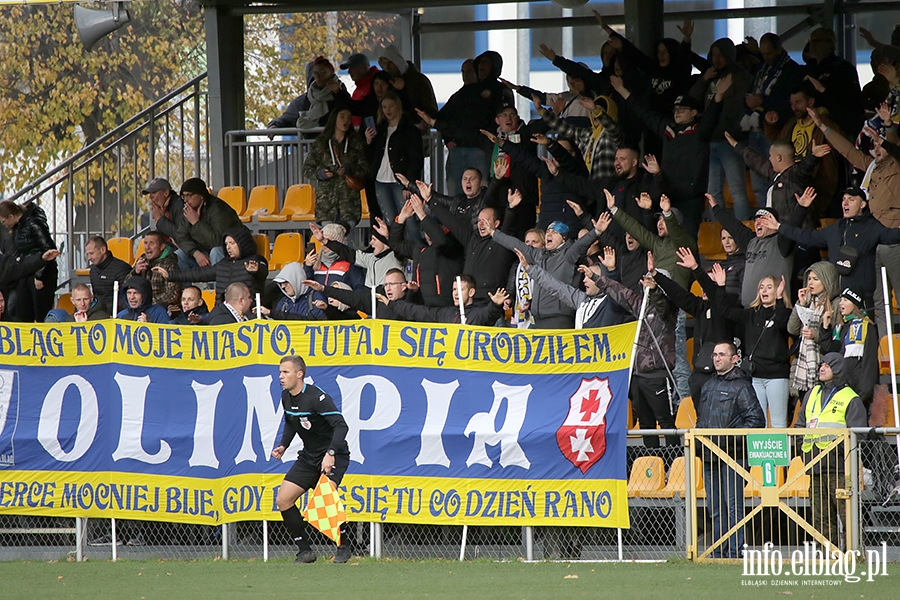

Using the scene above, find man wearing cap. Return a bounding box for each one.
[807,105,900,338]
[824,286,879,408]
[711,194,803,307]
[142,177,185,242]
[378,44,437,121]
[340,53,378,126]
[761,187,900,312]
[611,73,732,237]
[794,353,867,548]
[491,208,609,328]
[174,177,242,271]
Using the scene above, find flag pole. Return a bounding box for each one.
[371,285,377,319]
[456,276,466,324]
[880,267,900,468]
[112,280,119,317]
[255,293,262,320]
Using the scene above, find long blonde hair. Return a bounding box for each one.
[749,275,792,310]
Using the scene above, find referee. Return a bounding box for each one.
[272,355,352,563]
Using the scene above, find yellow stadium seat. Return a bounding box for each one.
[745,464,784,497]
[361,189,370,220]
[627,456,665,498]
[675,396,696,429]
[202,289,215,311]
[134,237,146,261]
[270,232,304,270]
[642,457,683,499]
[627,398,634,430]
[240,185,280,222]
[56,293,74,314]
[742,220,754,229]
[697,222,725,260]
[261,184,309,221]
[879,334,900,375]
[819,218,836,229]
[218,186,246,215]
[288,184,317,222]
[253,233,270,261]
[781,456,810,498]
[690,280,702,298]
[106,237,133,264]
[75,268,90,276]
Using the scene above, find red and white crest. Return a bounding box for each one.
[556,377,613,474]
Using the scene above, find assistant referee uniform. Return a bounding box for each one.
[278,381,352,561]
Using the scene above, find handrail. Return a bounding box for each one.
[8,71,208,204]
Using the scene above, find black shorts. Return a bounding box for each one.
[283,453,350,491]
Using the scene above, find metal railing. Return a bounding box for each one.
[7,73,209,283]
[224,127,447,201]
[4,428,898,563]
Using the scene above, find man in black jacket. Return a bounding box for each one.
[71,283,108,322]
[804,28,863,139]
[392,196,463,308]
[381,273,506,326]
[206,282,253,325]
[430,202,516,304]
[86,236,131,313]
[610,72,732,236]
[271,355,352,564]
[696,341,766,558]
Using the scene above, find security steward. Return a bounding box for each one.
[272,355,352,563]
[794,352,867,549]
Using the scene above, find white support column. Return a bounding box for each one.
[561,8,574,92]
[263,520,269,562]
[111,518,118,562]
[524,525,534,561]
[222,523,229,560]
[487,3,519,93]
[515,3,531,118]
[459,524,468,561]
[75,517,84,562]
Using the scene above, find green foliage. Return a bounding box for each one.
[0,1,205,195]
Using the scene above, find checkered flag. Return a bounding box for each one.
[301,474,347,545]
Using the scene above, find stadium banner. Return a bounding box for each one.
[0,319,635,527]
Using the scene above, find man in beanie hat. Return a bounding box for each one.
[794,352,867,548]
[823,286,879,408]
[174,177,241,271]
[491,207,609,328]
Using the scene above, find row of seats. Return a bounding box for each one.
[79,230,310,274]
[627,455,811,499]
[218,184,371,223]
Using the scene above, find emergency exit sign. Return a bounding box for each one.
[746,433,791,467]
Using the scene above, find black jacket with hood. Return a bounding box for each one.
[169,225,269,303]
[388,218,463,308]
[689,38,753,140]
[696,365,766,461]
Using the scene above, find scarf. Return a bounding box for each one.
[512,263,533,329]
[854,84,900,161]
[301,77,339,126]
[789,295,826,396]
[741,50,791,132]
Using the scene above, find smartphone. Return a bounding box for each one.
[364,116,376,130]
[305,242,317,255]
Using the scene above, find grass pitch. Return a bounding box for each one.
[1,558,892,599]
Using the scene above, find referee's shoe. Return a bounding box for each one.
[295,549,316,563]
[334,545,351,564]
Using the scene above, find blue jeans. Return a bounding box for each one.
[704,459,745,558]
[376,181,420,242]
[446,146,489,196]
[752,377,790,428]
[674,309,690,401]
[176,246,225,272]
[747,131,771,206]
[708,141,751,221]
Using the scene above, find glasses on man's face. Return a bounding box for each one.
[712,352,731,358]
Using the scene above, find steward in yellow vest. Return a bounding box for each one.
[793,352,867,549]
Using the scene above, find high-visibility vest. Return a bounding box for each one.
[801,384,856,452]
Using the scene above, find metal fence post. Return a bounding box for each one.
[111,518,118,562]
[374,522,382,559]
[459,524,468,561]
[263,520,269,562]
[222,523,229,560]
[75,517,84,562]
[683,434,692,558]
[850,431,860,554]
[524,526,533,561]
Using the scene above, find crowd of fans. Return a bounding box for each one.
[4,17,900,448]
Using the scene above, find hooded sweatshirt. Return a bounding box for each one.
[380,44,438,117]
[170,225,269,303]
[272,261,325,320]
[689,38,753,139]
[788,261,840,394]
[116,277,171,323]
